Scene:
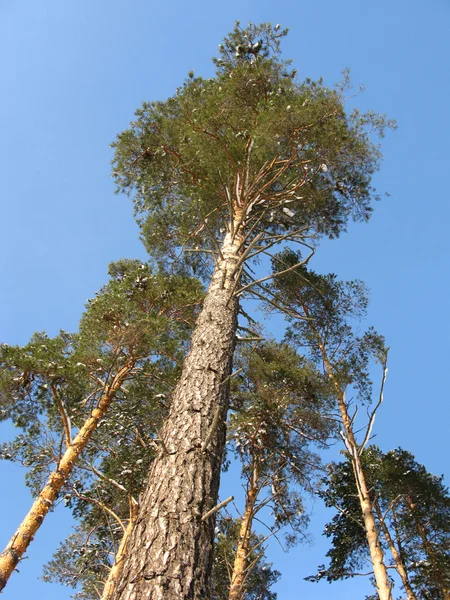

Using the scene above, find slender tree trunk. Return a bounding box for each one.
[0,361,133,592]
[339,402,392,600]
[109,225,244,600]
[315,334,392,600]
[405,496,450,600]
[229,461,258,600]
[101,504,138,600]
[374,503,417,600]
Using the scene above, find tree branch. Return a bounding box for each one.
[359,350,389,454]
[201,496,234,521]
[69,487,127,533]
[50,384,72,447]
[235,249,314,297]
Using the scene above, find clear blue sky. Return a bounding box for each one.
[1,1,449,598]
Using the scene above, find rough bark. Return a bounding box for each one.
[374,503,417,600]
[228,462,258,600]
[0,362,133,592]
[109,227,244,600]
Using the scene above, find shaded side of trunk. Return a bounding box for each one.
[316,337,392,600]
[229,462,258,600]
[0,363,133,592]
[406,496,450,600]
[110,229,244,600]
[101,504,138,600]
[374,503,417,600]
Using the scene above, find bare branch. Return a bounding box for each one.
[201,496,234,521]
[69,487,127,533]
[202,404,223,452]
[232,232,265,277]
[235,250,314,297]
[246,228,312,261]
[245,285,306,319]
[184,248,218,255]
[359,351,389,454]
[50,384,72,447]
[219,367,245,387]
[194,201,224,261]
[80,461,138,506]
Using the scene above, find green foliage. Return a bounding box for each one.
[271,248,386,402]
[310,447,450,599]
[31,261,203,598]
[0,331,93,491]
[379,449,450,598]
[0,260,203,496]
[229,342,333,544]
[78,259,203,360]
[111,22,393,269]
[212,515,280,600]
[42,525,113,600]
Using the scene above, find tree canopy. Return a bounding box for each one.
[112,22,393,275]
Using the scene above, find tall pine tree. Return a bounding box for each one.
[314,447,450,599]
[271,252,393,599]
[109,21,392,599]
[226,342,331,599]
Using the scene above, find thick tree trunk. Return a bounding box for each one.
[374,503,417,600]
[316,339,393,600]
[228,462,258,600]
[109,227,244,600]
[0,362,133,592]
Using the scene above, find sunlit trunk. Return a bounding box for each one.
[0,362,134,592]
[316,335,393,600]
[229,461,258,600]
[374,503,416,600]
[101,504,138,600]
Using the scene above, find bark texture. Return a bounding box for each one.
[228,463,258,600]
[0,362,133,592]
[109,229,244,600]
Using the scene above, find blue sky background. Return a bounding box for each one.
[1,1,449,598]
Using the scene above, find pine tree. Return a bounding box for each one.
[108,21,392,599]
[0,260,202,592]
[41,371,169,600]
[270,252,393,600]
[212,515,280,600]
[314,447,450,600]
[226,342,331,599]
